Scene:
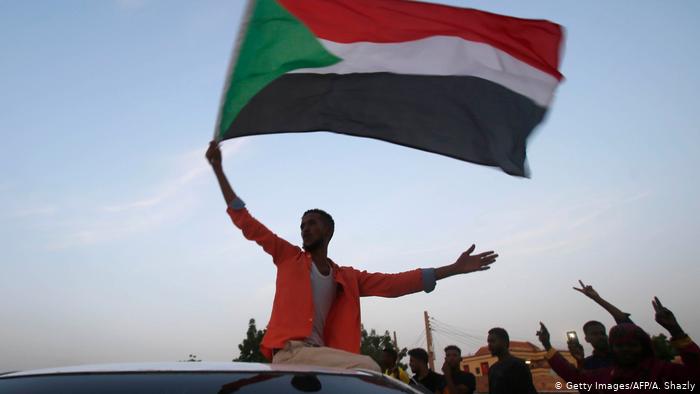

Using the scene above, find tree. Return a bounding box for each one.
[179,354,201,362]
[234,318,268,363]
[360,325,407,370]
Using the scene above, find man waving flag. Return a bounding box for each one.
[215,0,564,176]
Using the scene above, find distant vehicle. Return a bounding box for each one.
[0,362,425,393]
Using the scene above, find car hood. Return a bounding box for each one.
[2,362,378,378]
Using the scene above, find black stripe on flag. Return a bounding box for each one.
[226,73,547,176]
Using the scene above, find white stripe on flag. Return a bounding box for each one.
[290,36,559,107]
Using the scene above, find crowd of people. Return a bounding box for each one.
[378,281,697,393]
[380,345,477,394]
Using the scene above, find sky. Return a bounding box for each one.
[1,0,699,373]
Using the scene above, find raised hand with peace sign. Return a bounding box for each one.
[572,280,600,300]
[572,280,633,324]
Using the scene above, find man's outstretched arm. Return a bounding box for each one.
[435,245,497,280]
[357,245,497,297]
[573,280,633,324]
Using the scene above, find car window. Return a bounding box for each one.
[0,371,418,393]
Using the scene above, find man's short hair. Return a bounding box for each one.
[583,320,606,335]
[408,348,429,364]
[303,209,335,239]
[444,345,461,355]
[488,327,510,345]
[382,346,398,361]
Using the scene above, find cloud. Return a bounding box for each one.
[47,200,190,249]
[101,196,164,212]
[103,139,247,213]
[361,189,653,263]
[48,139,249,249]
[10,206,57,218]
[489,190,652,258]
[0,184,59,219]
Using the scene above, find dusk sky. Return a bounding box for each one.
[1,0,699,373]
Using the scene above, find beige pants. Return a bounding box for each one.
[272,341,381,372]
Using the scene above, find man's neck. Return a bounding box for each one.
[417,368,430,379]
[496,351,511,362]
[310,248,330,274]
[592,347,609,357]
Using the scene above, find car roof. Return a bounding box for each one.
[1,362,378,379]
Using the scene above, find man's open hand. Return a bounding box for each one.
[452,245,497,274]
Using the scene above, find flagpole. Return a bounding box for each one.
[213,0,256,142]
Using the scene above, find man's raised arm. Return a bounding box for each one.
[206,140,239,207]
[573,280,633,324]
[206,140,299,264]
[651,296,700,377]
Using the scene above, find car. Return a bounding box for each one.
[0,361,427,393]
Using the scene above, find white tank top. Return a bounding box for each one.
[306,261,337,346]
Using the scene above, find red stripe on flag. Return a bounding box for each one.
[278,0,563,80]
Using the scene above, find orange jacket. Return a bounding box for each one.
[227,205,432,360]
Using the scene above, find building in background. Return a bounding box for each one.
[460,341,578,393]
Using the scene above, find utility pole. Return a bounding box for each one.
[393,331,398,349]
[424,310,435,370]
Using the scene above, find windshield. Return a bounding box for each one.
[0,371,418,393]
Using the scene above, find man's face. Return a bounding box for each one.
[487,334,506,356]
[409,356,425,374]
[584,324,609,351]
[445,349,461,369]
[301,213,329,251]
[380,351,395,370]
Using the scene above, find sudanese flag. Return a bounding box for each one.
[214,0,564,176]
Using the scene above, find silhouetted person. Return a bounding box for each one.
[409,347,445,393]
[538,297,699,393]
[569,280,634,370]
[487,327,537,394]
[440,345,475,394]
[575,320,613,370]
[381,346,410,384]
